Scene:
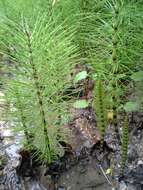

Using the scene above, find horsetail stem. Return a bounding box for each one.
[94,79,107,147]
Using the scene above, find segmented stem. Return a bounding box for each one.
[94,79,107,147]
[111,4,121,144]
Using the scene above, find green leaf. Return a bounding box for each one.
[131,71,143,81]
[74,71,88,83]
[73,99,89,109]
[124,101,139,112]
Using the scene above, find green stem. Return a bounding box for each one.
[111,4,121,144]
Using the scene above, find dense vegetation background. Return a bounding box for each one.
[0,0,143,177]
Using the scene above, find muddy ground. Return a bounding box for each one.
[2,111,143,190]
[0,88,143,190]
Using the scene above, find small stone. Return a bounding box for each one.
[137,160,143,165]
[11,160,21,168]
[57,186,66,190]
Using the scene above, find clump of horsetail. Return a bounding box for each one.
[121,114,129,174]
[93,79,107,147]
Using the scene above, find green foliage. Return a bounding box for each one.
[84,1,143,151]
[0,0,78,163]
[6,81,31,145]
[121,115,129,174]
[130,71,143,111]
[124,101,139,112]
[86,0,143,108]
[124,71,143,113]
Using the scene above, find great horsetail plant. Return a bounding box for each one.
[89,0,143,100]
[88,0,143,144]
[121,115,129,174]
[0,0,78,163]
[110,1,121,144]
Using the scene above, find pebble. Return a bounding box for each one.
[57,186,66,190]
[137,160,143,165]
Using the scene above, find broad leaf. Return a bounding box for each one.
[124,101,139,112]
[74,71,88,83]
[73,99,89,109]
